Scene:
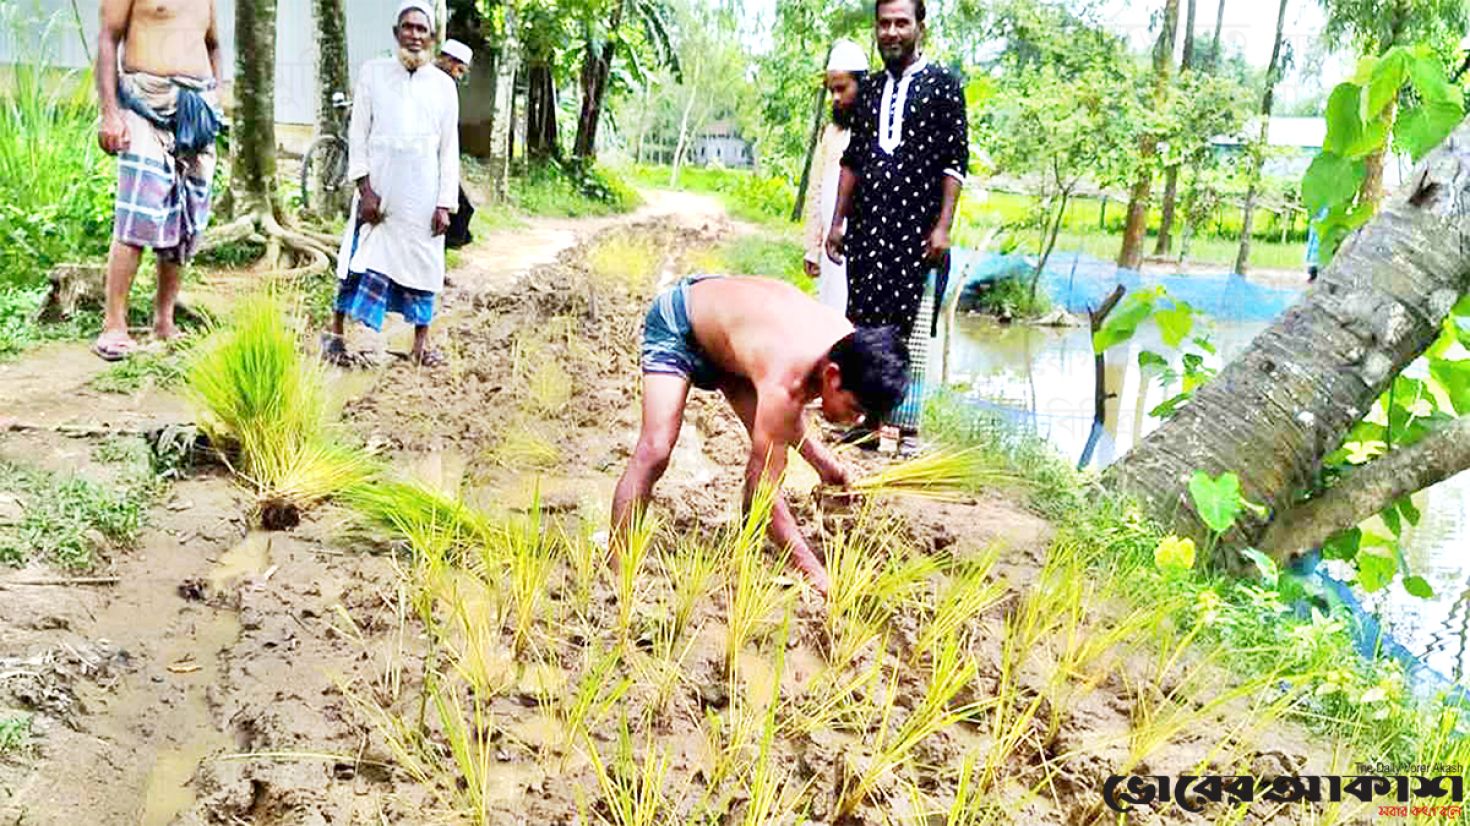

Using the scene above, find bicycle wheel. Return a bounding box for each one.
[300,135,349,218]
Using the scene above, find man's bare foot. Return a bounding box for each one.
[153,323,184,343]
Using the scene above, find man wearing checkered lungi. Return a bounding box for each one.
[92,0,222,362]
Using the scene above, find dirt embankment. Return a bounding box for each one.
[0,192,1333,826]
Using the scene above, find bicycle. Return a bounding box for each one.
[300,91,352,218]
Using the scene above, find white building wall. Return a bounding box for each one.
[2,0,402,125]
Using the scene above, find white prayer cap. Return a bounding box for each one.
[442,39,472,66]
[827,39,868,73]
[396,0,435,30]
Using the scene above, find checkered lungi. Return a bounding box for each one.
[887,270,935,431]
[112,72,218,263]
[335,269,437,331]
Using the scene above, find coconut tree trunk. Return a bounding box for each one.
[1107,115,1470,556]
[1232,0,1287,275]
[573,0,625,160]
[1153,0,1197,257]
[1117,0,1180,271]
[234,0,278,214]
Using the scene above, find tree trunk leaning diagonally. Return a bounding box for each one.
[1210,0,1226,68]
[1232,0,1287,276]
[1258,415,1470,557]
[1116,0,1180,271]
[1108,120,1470,557]
[1154,0,1197,257]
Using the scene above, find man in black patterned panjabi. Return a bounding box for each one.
[826,0,967,450]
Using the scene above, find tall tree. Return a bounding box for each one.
[313,0,350,138]
[1152,0,1197,256]
[1232,0,1288,275]
[1210,0,1226,68]
[487,5,520,199]
[571,0,678,161]
[1108,114,1470,565]
[1116,0,1180,271]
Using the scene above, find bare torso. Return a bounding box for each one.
[121,0,216,78]
[687,277,853,398]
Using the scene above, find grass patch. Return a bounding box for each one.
[0,284,101,361]
[961,189,1308,272]
[626,164,795,226]
[689,232,813,294]
[90,347,188,394]
[511,162,640,218]
[0,456,158,569]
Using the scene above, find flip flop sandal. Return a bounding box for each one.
[92,337,138,362]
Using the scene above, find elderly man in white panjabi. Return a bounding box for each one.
[327,0,460,368]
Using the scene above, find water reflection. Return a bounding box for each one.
[949,314,1470,683]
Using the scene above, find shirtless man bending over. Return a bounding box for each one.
[611,275,909,593]
[93,0,222,361]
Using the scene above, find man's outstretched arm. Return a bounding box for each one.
[747,395,830,593]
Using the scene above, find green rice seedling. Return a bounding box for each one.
[0,713,31,755]
[847,446,1017,502]
[822,517,888,650]
[493,421,561,469]
[783,643,886,738]
[554,645,631,769]
[838,633,991,817]
[583,716,671,826]
[635,619,701,721]
[912,549,1008,661]
[346,476,501,564]
[663,537,720,645]
[430,670,499,823]
[564,530,603,620]
[586,234,661,293]
[738,618,811,825]
[615,507,660,643]
[724,480,793,677]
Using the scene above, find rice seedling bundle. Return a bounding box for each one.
[848,446,1017,502]
[186,292,375,526]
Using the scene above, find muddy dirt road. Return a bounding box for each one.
[0,190,1332,825]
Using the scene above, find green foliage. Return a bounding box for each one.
[693,234,812,292]
[513,162,640,217]
[90,348,189,394]
[0,9,115,289]
[1187,470,1245,535]
[627,164,794,224]
[965,271,1051,319]
[1303,44,1464,265]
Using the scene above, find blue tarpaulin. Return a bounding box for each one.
[950,248,1303,322]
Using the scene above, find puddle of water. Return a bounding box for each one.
[208,531,273,592]
[138,608,240,826]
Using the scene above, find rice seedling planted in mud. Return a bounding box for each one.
[346,476,500,562]
[615,508,660,642]
[724,481,794,676]
[499,503,559,654]
[581,716,672,826]
[186,291,375,526]
[663,537,720,645]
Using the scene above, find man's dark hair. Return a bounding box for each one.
[875,0,926,23]
[829,327,909,419]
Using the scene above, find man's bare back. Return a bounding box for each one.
[686,276,853,395]
[109,0,216,79]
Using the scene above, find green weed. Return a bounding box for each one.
[90,347,188,394]
[0,713,31,755]
[0,461,150,568]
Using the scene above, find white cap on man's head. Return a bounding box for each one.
[827,39,869,73]
[442,39,472,66]
[396,0,435,30]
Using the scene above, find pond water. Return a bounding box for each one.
[945,282,1470,684]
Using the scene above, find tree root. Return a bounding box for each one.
[196,207,334,280]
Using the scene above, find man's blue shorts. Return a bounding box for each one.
[640,274,724,390]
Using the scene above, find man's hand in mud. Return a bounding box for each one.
[792,547,831,596]
[826,224,846,265]
[804,257,820,279]
[98,109,129,155]
[357,181,383,225]
[432,207,451,237]
[817,460,851,489]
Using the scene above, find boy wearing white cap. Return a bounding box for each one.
[326,1,460,368]
[802,39,869,315]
